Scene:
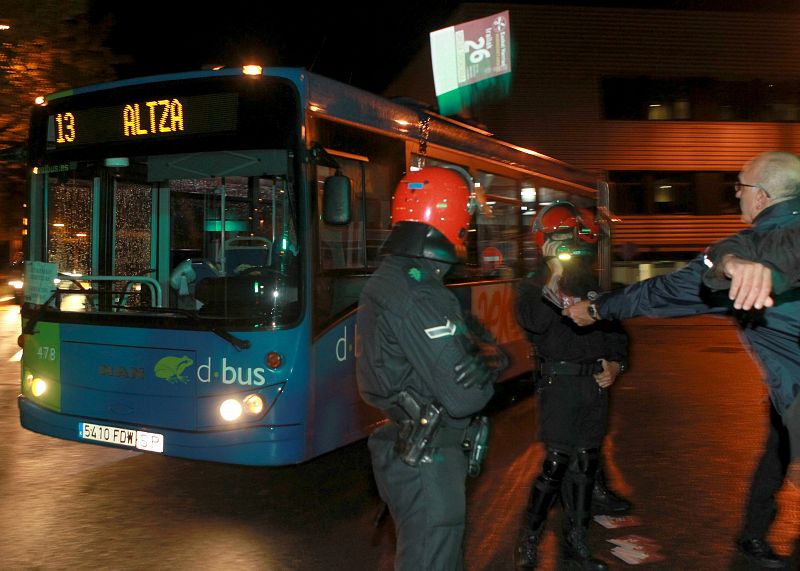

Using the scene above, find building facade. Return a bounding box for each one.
[386,3,800,271]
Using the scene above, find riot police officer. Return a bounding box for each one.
[514,202,629,570]
[357,166,498,571]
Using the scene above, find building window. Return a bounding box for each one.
[603,77,800,122]
[609,171,738,215]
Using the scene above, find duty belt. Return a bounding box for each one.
[384,408,465,447]
[430,425,468,447]
[538,359,602,376]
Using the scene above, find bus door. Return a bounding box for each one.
[309,144,399,454]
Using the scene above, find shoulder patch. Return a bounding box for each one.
[424,319,457,339]
[408,267,423,282]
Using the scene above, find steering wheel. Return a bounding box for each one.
[235,266,288,279]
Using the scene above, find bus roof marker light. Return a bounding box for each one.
[34,96,45,106]
[242,65,262,76]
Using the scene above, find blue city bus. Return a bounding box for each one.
[18,66,604,465]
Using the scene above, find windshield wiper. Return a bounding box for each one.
[21,290,60,335]
[23,302,251,351]
[125,306,252,350]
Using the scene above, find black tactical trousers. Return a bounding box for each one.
[368,423,468,571]
[741,401,790,540]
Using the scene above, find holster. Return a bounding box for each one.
[462,415,491,477]
[392,390,443,467]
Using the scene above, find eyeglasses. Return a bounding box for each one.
[735,182,770,197]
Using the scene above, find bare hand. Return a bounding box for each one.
[562,300,595,326]
[593,359,620,388]
[721,255,774,310]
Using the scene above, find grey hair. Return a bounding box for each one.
[749,151,800,201]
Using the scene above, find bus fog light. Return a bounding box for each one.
[31,378,47,397]
[243,394,264,416]
[219,399,243,421]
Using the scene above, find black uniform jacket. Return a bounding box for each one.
[516,279,629,366]
[356,255,494,427]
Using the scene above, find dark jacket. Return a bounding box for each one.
[704,200,800,295]
[516,279,628,366]
[599,197,800,413]
[356,255,494,426]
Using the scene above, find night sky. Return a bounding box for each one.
[90,0,800,95]
[89,1,459,93]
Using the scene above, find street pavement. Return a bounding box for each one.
[467,315,800,570]
[0,309,798,570]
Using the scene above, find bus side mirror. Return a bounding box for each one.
[322,174,352,225]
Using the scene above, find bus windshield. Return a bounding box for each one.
[35,150,300,325]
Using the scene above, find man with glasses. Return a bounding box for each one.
[563,151,800,569]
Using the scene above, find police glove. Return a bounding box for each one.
[484,345,509,375]
[454,353,495,389]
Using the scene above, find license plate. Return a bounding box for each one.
[79,422,164,453]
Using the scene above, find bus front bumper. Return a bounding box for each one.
[18,396,307,466]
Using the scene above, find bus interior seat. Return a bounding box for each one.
[225,236,272,274]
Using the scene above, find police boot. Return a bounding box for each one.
[562,449,608,571]
[562,518,608,571]
[592,461,632,515]
[515,448,569,568]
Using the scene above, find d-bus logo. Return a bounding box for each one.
[153,356,194,384]
[196,357,267,386]
[336,325,363,362]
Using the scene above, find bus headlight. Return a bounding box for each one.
[219,393,266,422]
[31,378,47,397]
[243,394,264,416]
[219,399,243,421]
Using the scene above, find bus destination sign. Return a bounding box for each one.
[47,92,239,149]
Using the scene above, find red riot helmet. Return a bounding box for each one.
[532,201,598,259]
[388,166,475,262]
[531,202,579,249]
[576,207,600,244]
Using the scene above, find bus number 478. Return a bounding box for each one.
[37,346,56,361]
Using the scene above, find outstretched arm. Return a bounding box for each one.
[704,225,800,309]
[713,255,773,310]
[564,256,723,326]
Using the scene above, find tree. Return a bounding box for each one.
[0,0,125,263]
